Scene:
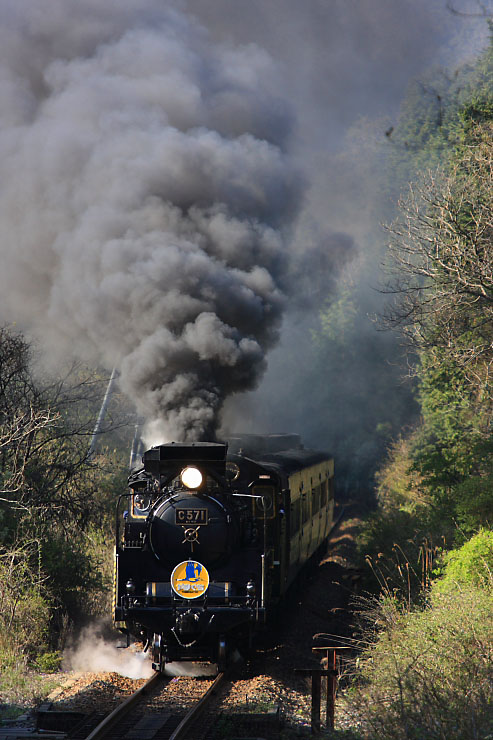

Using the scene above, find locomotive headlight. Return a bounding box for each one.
[180,466,203,489]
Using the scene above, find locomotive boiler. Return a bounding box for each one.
[113,434,334,671]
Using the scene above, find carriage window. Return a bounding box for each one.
[290,498,301,536]
[329,478,335,501]
[302,494,311,524]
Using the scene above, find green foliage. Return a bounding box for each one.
[412,355,490,482]
[0,545,60,714]
[79,523,117,617]
[387,32,493,191]
[448,475,493,533]
[435,529,493,591]
[458,32,493,134]
[405,348,493,538]
[314,284,358,347]
[368,36,493,581]
[346,586,493,739]
[33,651,63,674]
[360,431,451,600]
[361,385,492,596]
[386,72,457,189]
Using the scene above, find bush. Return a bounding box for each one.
[434,529,493,592]
[79,524,115,618]
[34,651,62,674]
[0,543,51,659]
[0,647,58,712]
[344,586,493,739]
[40,533,105,619]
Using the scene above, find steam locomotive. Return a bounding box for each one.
[113,434,334,671]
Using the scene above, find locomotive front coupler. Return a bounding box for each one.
[171,607,217,650]
[175,608,201,636]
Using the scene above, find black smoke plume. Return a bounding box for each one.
[0,0,301,441]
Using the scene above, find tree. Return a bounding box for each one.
[0,327,123,529]
[384,123,493,399]
[0,326,130,638]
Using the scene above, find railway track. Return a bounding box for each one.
[81,670,227,740]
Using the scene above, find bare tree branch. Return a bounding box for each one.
[382,123,493,399]
[0,327,127,528]
[446,1,492,17]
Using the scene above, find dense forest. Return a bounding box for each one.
[0,17,492,740]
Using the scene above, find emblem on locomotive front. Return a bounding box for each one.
[171,559,210,599]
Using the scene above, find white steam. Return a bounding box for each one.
[64,625,154,679]
[0,0,299,441]
[164,662,218,677]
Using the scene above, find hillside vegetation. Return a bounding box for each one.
[0,331,129,710]
[341,26,493,740]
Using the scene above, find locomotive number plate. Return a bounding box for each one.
[175,508,208,525]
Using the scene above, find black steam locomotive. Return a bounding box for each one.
[113,434,334,671]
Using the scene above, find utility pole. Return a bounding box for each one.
[88,367,117,456]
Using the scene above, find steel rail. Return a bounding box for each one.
[84,670,163,740]
[168,671,227,740]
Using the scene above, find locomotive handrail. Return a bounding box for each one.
[261,553,265,608]
[115,492,131,546]
[231,492,264,498]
